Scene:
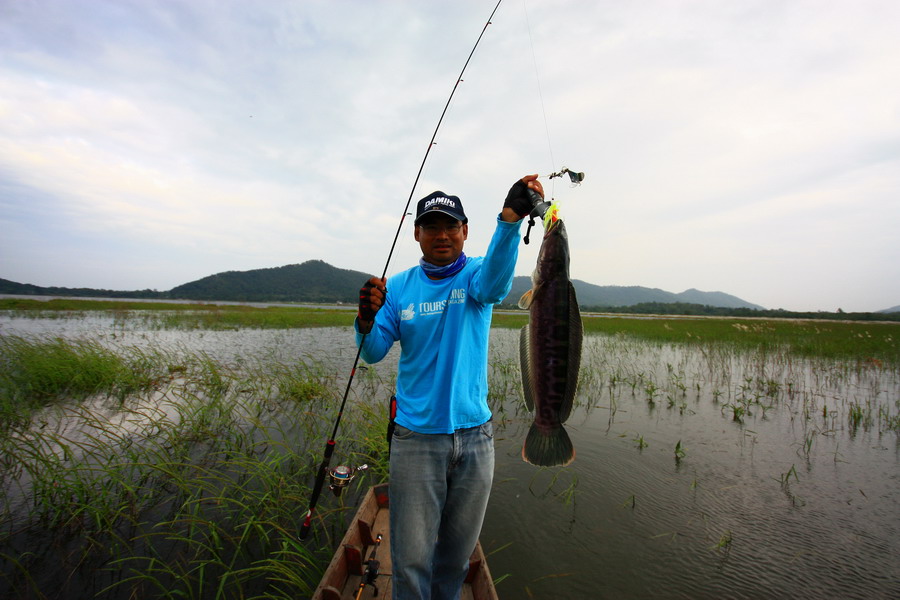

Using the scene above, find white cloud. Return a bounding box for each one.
[1,0,898,311]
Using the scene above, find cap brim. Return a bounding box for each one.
[414,208,467,225]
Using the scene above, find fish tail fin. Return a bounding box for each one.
[522,423,575,467]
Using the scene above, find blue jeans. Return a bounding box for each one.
[389,421,495,600]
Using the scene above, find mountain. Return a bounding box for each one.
[673,288,765,309]
[2,263,764,308]
[0,277,165,299]
[169,261,370,303]
[6,266,898,319]
[501,277,764,310]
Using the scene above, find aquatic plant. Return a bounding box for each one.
[848,402,868,430]
[8,299,898,365]
[674,440,686,462]
[711,530,733,552]
[0,336,170,428]
[2,303,899,599]
[644,381,659,405]
[0,338,389,599]
[779,464,799,486]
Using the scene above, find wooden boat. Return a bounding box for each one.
[313,483,499,600]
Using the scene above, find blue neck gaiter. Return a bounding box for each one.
[419,252,467,279]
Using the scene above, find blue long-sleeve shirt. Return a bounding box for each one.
[355,217,522,433]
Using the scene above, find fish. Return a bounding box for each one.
[518,204,582,467]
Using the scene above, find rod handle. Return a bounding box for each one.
[298,439,336,540]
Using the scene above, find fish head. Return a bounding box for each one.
[534,217,570,281]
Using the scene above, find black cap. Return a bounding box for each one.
[414,191,467,225]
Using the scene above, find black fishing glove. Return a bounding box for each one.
[358,279,385,323]
[503,179,543,218]
[358,281,377,322]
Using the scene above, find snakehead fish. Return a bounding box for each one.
[518,204,582,467]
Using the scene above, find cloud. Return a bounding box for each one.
[1,0,898,311]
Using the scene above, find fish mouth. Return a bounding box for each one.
[543,217,564,237]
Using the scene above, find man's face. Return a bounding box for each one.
[414,213,468,266]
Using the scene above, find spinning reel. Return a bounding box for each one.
[328,463,368,496]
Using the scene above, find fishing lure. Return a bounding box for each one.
[543,201,560,229]
[523,168,584,244]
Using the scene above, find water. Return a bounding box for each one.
[0,313,362,377]
[1,314,898,599]
[484,332,900,599]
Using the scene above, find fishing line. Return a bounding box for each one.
[299,0,504,541]
[520,0,585,246]
[381,1,503,279]
[523,0,556,177]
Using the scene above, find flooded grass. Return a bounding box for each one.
[0,298,356,331]
[0,334,389,599]
[6,298,898,365]
[483,327,900,599]
[493,312,900,367]
[1,303,898,598]
[0,336,171,426]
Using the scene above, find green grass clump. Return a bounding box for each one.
[0,336,166,424]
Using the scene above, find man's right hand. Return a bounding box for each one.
[358,276,386,333]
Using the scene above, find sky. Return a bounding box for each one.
[2,0,898,313]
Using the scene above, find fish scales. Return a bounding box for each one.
[519,213,582,467]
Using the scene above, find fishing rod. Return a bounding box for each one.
[298,0,504,541]
[354,533,384,600]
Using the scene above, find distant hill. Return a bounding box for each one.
[3,263,764,309]
[1,262,369,303]
[501,277,764,310]
[169,261,371,303]
[7,260,900,318]
[5,266,899,320]
[0,277,165,299]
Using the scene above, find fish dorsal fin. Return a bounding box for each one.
[517,289,534,310]
[558,281,583,423]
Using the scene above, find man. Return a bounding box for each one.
[355,174,544,599]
